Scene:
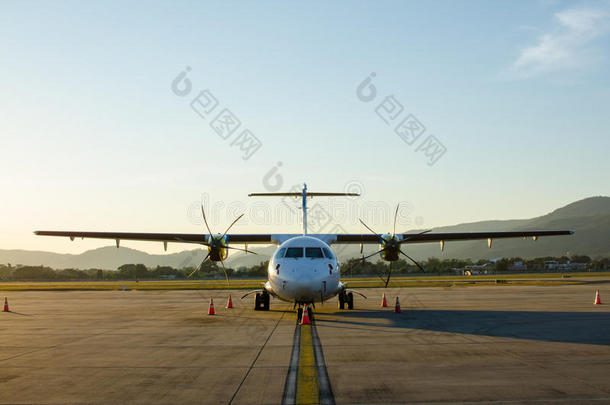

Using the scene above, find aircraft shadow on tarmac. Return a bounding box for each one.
[3,311,31,316]
[315,309,610,346]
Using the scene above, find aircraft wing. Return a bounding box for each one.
[35,229,573,249]
[331,230,573,244]
[34,231,281,247]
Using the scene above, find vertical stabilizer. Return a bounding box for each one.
[248,185,360,235]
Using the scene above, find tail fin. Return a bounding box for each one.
[248,183,359,234]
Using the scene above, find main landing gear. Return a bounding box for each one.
[254,291,270,311]
[338,291,354,310]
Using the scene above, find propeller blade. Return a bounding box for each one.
[385,261,392,288]
[341,248,385,276]
[398,229,433,244]
[218,260,230,286]
[188,252,210,278]
[345,257,386,283]
[399,249,426,272]
[392,204,399,238]
[224,245,258,254]
[358,219,385,244]
[173,237,212,247]
[221,213,245,239]
[360,248,386,262]
[187,268,197,279]
[201,206,214,240]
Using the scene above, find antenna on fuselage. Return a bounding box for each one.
[248,183,359,235]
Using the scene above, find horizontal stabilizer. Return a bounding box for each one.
[248,192,359,197]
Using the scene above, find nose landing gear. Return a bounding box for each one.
[295,303,315,323]
[338,291,354,310]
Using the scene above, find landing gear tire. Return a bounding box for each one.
[262,291,270,311]
[338,291,346,310]
[347,292,354,310]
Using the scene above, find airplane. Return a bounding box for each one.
[36,184,573,318]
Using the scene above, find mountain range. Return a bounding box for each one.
[2,196,608,270]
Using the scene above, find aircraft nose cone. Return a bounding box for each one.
[289,277,319,301]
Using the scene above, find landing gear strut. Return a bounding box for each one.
[254,291,270,311]
[338,291,354,310]
[295,303,314,323]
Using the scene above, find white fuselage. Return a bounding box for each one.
[265,236,343,304]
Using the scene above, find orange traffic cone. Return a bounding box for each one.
[594,290,602,305]
[394,297,401,313]
[381,293,388,307]
[226,294,233,309]
[3,297,8,312]
[208,298,216,315]
[300,305,311,325]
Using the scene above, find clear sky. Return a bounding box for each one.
[1,0,609,254]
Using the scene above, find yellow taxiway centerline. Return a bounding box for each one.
[296,324,319,404]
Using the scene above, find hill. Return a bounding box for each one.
[0,246,208,270]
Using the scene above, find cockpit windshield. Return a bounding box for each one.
[285,247,304,258]
[281,246,334,259]
[322,247,335,259]
[305,247,324,258]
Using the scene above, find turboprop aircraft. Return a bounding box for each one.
[36,184,573,315]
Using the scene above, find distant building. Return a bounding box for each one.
[545,260,588,271]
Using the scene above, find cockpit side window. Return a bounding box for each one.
[322,247,335,260]
[285,247,304,258]
[305,247,324,258]
[276,248,287,258]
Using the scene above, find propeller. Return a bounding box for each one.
[187,206,256,285]
[357,204,429,287]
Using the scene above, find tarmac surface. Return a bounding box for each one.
[1,284,610,404]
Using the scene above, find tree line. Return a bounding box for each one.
[0,260,268,281]
[0,255,608,281]
[341,255,608,276]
